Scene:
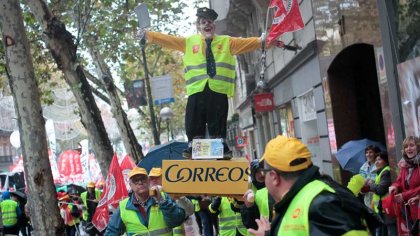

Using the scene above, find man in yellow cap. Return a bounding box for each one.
[140,7,285,159]
[81,181,102,236]
[248,136,376,236]
[105,167,185,236]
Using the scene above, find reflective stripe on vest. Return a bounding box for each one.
[218,197,248,236]
[372,166,390,213]
[0,200,18,226]
[278,180,335,235]
[173,224,186,236]
[119,198,171,236]
[255,187,269,219]
[183,35,236,97]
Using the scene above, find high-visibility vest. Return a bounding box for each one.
[66,205,81,226]
[278,180,369,236]
[278,180,333,235]
[183,35,236,97]
[0,199,18,226]
[119,198,171,236]
[173,223,186,236]
[371,166,390,213]
[81,190,102,221]
[191,199,200,212]
[255,187,269,219]
[216,197,249,236]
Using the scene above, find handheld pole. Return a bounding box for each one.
[140,39,161,145]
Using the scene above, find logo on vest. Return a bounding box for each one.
[193,45,200,54]
[217,44,222,52]
[292,208,301,218]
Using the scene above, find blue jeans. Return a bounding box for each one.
[198,210,214,236]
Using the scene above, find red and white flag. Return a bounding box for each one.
[92,154,128,232]
[266,0,304,44]
[120,155,137,191]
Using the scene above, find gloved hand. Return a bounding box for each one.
[136,28,148,41]
[243,189,255,208]
[211,197,222,210]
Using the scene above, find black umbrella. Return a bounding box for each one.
[67,184,86,196]
[10,190,27,204]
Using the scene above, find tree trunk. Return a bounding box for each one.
[89,47,144,163]
[0,1,64,235]
[25,0,113,176]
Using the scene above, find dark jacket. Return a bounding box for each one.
[368,166,391,197]
[269,166,379,236]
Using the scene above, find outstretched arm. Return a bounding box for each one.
[230,36,287,55]
[145,31,186,53]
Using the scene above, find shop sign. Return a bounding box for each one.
[254,93,274,112]
[235,136,247,148]
[162,160,249,196]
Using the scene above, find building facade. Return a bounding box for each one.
[211,0,418,183]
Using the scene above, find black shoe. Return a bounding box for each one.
[223,145,233,160]
[182,142,193,159]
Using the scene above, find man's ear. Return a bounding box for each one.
[272,171,282,187]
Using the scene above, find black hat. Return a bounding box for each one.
[196,7,218,21]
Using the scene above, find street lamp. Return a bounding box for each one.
[160,107,174,141]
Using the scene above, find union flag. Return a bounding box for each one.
[266,0,304,44]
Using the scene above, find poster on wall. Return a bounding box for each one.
[298,89,316,122]
[397,56,420,136]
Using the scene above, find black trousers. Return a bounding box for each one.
[185,83,228,142]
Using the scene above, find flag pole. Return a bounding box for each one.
[257,6,272,90]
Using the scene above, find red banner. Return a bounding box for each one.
[92,154,128,232]
[254,93,275,112]
[58,150,83,184]
[267,0,304,44]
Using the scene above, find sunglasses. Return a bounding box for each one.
[259,169,273,176]
[131,176,148,185]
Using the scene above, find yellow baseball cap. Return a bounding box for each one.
[148,167,162,177]
[263,135,312,172]
[129,167,148,178]
[87,182,95,188]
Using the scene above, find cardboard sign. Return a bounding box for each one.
[192,139,224,159]
[162,160,249,196]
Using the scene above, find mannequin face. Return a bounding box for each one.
[197,18,215,38]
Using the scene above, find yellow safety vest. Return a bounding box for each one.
[371,166,390,213]
[173,223,185,236]
[81,190,102,220]
[213,197,249,236]
[119,198,171,236]
[66,205,81,226]
[183,35,236,97]
[278,180,369,236]
[0,199,18,226]
[255,187,269,219]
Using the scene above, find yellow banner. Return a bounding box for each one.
[162,159,249,195]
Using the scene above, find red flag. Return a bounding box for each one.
[92,154,128,232]
[120,155,136,171]
[266,0,304,44]
[120,155,137,190]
